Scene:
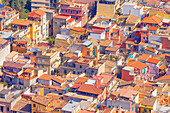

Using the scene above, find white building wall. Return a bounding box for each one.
[0,44,10,66]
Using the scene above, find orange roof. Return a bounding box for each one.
[54,14,70,19]
[100,40,112,46]
[38,74,54,81]
[72,27,86,32]
[67,18,75,23]
[139,42,146,46]
[24,69,33,73]
[78,84,103,95]
[52,77,63,84]
[138,54,151,61]
[11,19,34,26]
[148,26,158,31]
[105,46,119,52]
[141,15,162,24]
[159,65,167,70]
[63,53,76,58]
[127,61,148,70]
[146,58,160,64]
[75,77,89,84]
[156,75,170,80]
[28,9,45,17]
[145,48,156,53]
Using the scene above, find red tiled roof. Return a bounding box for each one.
[38,74,54,81]
[67,18,75,23]
[148,26,158,31]
[28,9,45,17]
[159,65,167,70]
[117,88,138,98]
[90,29,104,34]
[72,27,86,32]
[127,61,148,70]
[72,84,81,89]
[105,46,119,52]
[156,75,170,80]
[138,54,151,61]
[146,58,160,64]
[78,84,103,95]
[145,48,156,53]
[141,15,162,24]
[3,61,25,69]
[52,77,63,84]
[54,14,70,19]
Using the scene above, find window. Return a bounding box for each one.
[80,65,82,68]
[70,10,73,13]
[143,37,145,40]
[144,109,147,112]
[42,59,45,62]
[62,9,64,12]
[128,44,131,49]
[65,9,67,13]
[73,71,75,74]
[38,58,40,62]
[63,5,66,7]
[76,10,78,14]
[75,17,79,20]
[108,105,111,108]
[33,103,36,108]
[7,107,9,111]
[144,23,146,27]
[64,70,67,75]
[143,32,146,34]
[132,107,134,111]
[13,112,17,113]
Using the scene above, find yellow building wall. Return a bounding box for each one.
[12,46,27,53]
[70,30,85,36]
[81,45,93,57]
[139,105,153,113]
[97,2,115,18]
[31,101,53,113]
[149,10,170,19]
[31,102,46,113]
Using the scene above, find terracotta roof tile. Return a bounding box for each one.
[159,65,167,70]
[127,61,148,70]
[54,14,70,19]
[67,18,75,23]
[145,48,156,53]
[75,77,89,84]
[141,97,157,106]
[105,46,119,52]
[141,15,162,24]
[156,75,170,81]
[28,9,45,17]
[78,84,103,95]
[32,95,53,106]
[11,19,34,26]
[100,40,112,46]
[138,54,151,61]
[52,77,64,84]
[146,58,160,64]
[72,27,86,32]
[38,74,54,81]
[148,26,158,31]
